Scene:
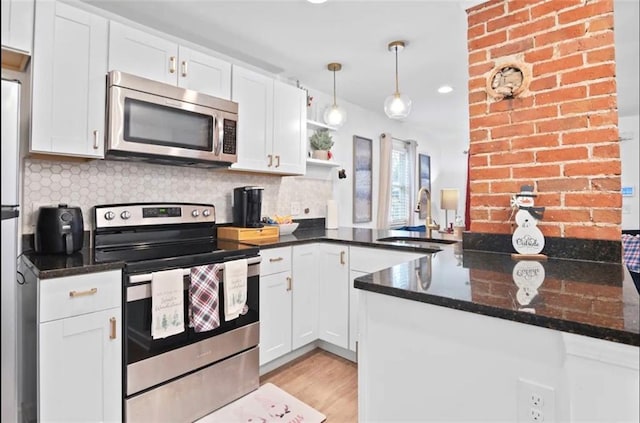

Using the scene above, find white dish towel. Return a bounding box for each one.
[223,258,248,321]
[151,268,185,339]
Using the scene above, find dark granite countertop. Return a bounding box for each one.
[21,249,125,279]
[22,227,639,346]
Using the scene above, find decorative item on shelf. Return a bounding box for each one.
[309,129,334,160]
[323,62,346,128]
[384,40,412,120]
[440,189,459,233]
[510,185,547,259]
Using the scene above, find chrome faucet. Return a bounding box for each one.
[415,187,440,238]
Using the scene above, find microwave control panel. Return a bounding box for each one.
[222,119,237,155]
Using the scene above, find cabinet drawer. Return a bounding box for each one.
[260,247,291,276]
[40,270,122,323]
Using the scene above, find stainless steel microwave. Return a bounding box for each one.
[106,70,238,167]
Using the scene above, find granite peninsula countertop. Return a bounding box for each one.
[22,227,639,346]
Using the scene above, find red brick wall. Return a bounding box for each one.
[466,0,621,241]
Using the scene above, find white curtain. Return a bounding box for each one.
[407,140,417,226]
[376,133,392,229]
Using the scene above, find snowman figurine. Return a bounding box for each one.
[511,185,546,255]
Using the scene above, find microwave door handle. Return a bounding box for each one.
[214,116,223,156]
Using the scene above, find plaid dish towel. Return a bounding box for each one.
[189,264,222,333]
[622,234,640,273]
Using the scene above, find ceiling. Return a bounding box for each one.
[84,0,639,147]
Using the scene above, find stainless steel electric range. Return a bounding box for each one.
[93,202,261,422]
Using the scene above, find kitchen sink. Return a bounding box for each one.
[376,236,458,245]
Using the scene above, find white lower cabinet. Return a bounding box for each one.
[259,247,292,366]
[349,270,367,352]
[348,247,425,352]
[291,244,319,350]
[317,244,349,350]
[38,270,122,423]
[259,243,426,365]
[40,308,121,422]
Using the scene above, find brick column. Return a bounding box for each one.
[466,0,621,241]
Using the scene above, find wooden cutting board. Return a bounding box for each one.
[217,226,279,241]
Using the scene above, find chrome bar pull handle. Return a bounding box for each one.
[269,257,284,262]
[109,317,116,340]
[267,154,273,167]
[181,60,188,77]
[275,155,281,168]
[93,130,99,149]
[286,276,292,291]
[169,56,176,74]
[69,288,98,298]
[340,251,346,265]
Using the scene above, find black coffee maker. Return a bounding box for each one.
[233,186,264,228]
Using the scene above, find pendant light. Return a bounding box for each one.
[384,40,412,120]
[323,62,346,128]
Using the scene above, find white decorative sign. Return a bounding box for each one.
[511,185,545,255]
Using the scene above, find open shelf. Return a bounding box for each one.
[306,158,342,168]
[306,119,337,132]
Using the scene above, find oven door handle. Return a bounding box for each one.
[126,257,261,302]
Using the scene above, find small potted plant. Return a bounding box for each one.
[309,130,334,160]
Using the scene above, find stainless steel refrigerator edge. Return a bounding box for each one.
[1,78,21,423]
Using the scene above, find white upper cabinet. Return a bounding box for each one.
[31,0,108,158]
[231,65,273,172]
[108,21,231,99]
[1,0,34,54]
[273,80,306,174]
[177,46,231,99]
[231,65,306,175]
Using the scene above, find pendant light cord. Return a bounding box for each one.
[394,46,399,95]
[333,69,337,106]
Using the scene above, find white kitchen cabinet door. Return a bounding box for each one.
[39,307,121,423]
[177,46,231,99]
[349,247,425,352]
[1,0,34,54]
[291,244,319,350]
[231,65,273,172]
[31,0,107,158]
[317,244,349,349]
[272,80,306,175]
[349,270,367,353]
[259,272,292,366]
[108,20,178,85]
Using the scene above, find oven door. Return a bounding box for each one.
[124,257,260,396]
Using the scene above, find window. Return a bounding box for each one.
[389,139,413,226]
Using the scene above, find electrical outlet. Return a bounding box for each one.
[530,393,544,407]
[290,202,301,216]
[530,408,544,422]
[517,378,555,423]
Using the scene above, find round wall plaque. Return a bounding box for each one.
[487,63,527,99]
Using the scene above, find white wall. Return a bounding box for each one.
[304,87,468,229]
[619,115,640,230]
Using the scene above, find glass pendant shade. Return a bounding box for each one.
[324,104,346,127]
[384,93,412,119]
[323,62,346,128]
[384,40,411,120]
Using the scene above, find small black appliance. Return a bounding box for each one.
[35,204,84,254]
[233,186,264,228]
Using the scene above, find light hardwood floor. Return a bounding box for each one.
[260,349,357,422]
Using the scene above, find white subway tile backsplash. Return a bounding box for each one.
[22,158,331,233]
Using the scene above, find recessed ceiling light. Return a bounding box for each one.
[438,85,453,94]
[307,0,327,3]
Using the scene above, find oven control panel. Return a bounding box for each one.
[94,203,216,228]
